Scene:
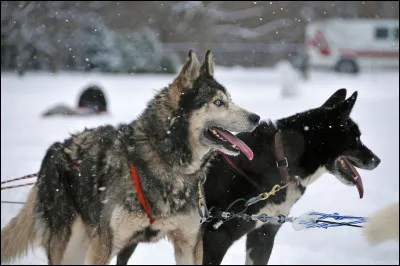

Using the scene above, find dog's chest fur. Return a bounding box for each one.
[252,167,327,229]
[149,175,200,216]
[254,184,303,228]
[110,205,200,250]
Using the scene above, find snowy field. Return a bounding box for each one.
[1,67,399,265]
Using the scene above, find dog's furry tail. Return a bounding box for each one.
[1,186,38,264]
[363,202,399,245]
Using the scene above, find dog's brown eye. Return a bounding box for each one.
[214,100,224,106]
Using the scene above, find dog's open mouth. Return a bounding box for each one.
[337,156,364,199]
[204,126,254,160]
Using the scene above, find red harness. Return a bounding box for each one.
[130,164,156,223]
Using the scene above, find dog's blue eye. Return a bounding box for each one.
[214,100,223,106]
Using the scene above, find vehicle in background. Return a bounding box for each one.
[306,18,399,74]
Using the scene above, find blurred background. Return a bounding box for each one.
[1,1,399,76]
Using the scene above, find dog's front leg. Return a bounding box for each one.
[245,224,281,265]
[168,228,202,265]
[193,229,204,265]
[116,243,138,265]
[84,229,112,265]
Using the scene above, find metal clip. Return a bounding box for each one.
[213,220,224,229]
[245,194,263,206]
[200,217,208,224]
[261,184,281,200]
[277,215,286,224]
[221,212,231,219]
[276,157,288,168]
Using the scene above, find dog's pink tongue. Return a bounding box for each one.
[344,158,364,199]
[355,176,364,199]
[215,128,254,161]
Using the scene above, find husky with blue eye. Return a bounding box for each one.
[1,50,260,265]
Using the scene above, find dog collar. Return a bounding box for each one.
[274,131,300,185]
[274,132,291,184]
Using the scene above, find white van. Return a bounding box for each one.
[306,18,399,73]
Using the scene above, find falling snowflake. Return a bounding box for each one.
[101,199,109,204]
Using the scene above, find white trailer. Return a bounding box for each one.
[305,18,399,73]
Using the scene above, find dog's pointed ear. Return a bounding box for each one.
[200,50,215,77]
[321,88,347,108]
[168,50,200,110]
[335,91,358,118]
[177,49,200,83]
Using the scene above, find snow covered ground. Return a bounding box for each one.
[1,67,399,265]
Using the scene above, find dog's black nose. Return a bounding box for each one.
[365,154,381,170]
[371,156,381,168]
[248,113,260,124]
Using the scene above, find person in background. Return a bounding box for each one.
[41,85,108,117]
